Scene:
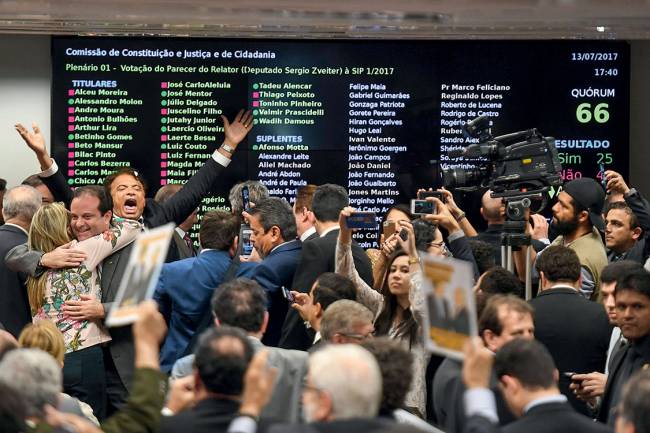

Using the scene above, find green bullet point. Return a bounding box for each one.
[67,179,74,185]
[252,145,258,150]
[68,98,74,104]
[161,100,168,106]
[253,83,259,89]
[253,119,258,125]
[161,90,167,97]
[253,110,259,116]
[67,134,74,140]
[161,118,168,124]
[161,144,167,149]
[161,126,167,132]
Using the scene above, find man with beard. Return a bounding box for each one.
[517,178,608,300]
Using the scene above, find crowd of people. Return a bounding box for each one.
[1,112,650,433]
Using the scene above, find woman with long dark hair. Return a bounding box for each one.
[336,206,428,418]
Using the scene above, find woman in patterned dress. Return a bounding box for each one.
[26,202,141,418]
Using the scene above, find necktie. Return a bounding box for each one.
[183,233,196,257]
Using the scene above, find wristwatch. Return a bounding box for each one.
[221,142,235,153]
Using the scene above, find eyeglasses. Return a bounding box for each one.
[429,241,452,257]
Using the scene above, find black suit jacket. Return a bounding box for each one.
[159,397,240,433]
[530,287,611,415]
[0,224,31,338]
[433,358,515,433]
[598,335,650,425]
[465,401,612,433]
[278,228,373,350]
[248,240,302,347]
[268,417,398,433]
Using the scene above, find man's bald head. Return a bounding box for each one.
[2,185,42,229]
[481,190,504,224]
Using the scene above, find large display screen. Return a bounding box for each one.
[52,38,629,248]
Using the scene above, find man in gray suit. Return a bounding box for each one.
[171,278,308,423]
[0,185,41,338]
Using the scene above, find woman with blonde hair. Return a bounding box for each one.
[26,202,140,419]
[18,320,99,425]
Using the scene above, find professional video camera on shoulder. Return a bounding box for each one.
[442,116,563,212]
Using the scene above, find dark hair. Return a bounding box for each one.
[494,339,556,390]
[478,267,522,297]
[534,245,581,283]
[479,294,534,337]
[619,369,650,433]
[615,269,650,300]
[360,337,413,413]
[194,326,254,396]
[154,183,182,204]
[469,240,497,275]
[211,278,268,333]
[311,184,348,223]
[103,167,147,195]
[0,382,27,433]
[412,218,437,252]
[247,197,297,241]
[294,184,317,212]
[21,174,45,188]
[605,201,640,229]
[374,252,419,347]
[199,210,239,250]
[73,185,113,215]
[382,204,414,243]
[601,260,644,284]
[0,178,6,192]
[312,272,357,310]
[384,204,413,222]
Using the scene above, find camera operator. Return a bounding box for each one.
[514,178,608,300]
[474,189,549,267]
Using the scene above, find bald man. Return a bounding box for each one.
[472,190,547,267]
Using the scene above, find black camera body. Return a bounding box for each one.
[442,116,563,208]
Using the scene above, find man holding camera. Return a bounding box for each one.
[516,178,608,300]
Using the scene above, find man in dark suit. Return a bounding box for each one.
[154,210,239,372]
[531,245,611,416]
[154,184,199,262]
[241,197,302,346]
[433,295,533,433]
[279,184,373,350]
[0,185,42,338]
[462,338,611,433]
[602,170,650,264]
[598,268,650,426]
[159,326,254,433]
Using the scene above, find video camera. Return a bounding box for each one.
[442,116,563,214]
